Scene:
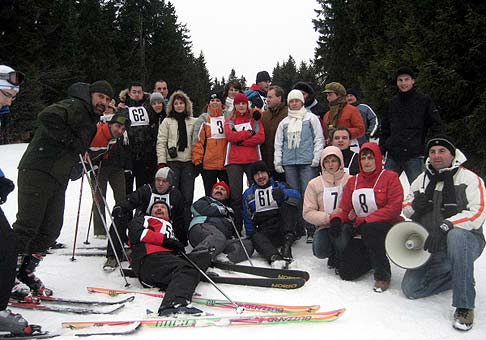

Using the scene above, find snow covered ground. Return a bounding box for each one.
[1,143,485,339]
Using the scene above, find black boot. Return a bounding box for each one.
[17,254,53,296]
[281,233,294,262]
[158,297,203,317]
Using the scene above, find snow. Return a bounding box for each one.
[1,143,485,339]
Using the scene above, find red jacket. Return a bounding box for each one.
[224,108,265,165]
[332,142,404,226]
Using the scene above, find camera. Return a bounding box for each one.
[168,147,178,158]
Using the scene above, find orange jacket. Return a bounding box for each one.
[322,103,365,140]
[192,107,228,170]
[89,123,115,160]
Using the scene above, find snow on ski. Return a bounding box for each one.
[87,286,320,313]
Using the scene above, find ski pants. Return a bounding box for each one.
[0,208,16,310]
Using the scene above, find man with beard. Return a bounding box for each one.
[13,80,113,296]
[189,181,254,263]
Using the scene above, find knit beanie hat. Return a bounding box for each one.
[208,90,224,103]
[395,67,416,79]
[292,81,314,95]
[90,80,114,99]
[211,181,230,197]
[426,135,456,156]
[0,65,20,91]
[233,92,249,106]
[256,71,271,83]
[346,88,360,100]
[250,160,269,179]
[150,92,164,104]
[323,82,346,97]
[149,199,171,219]
[155,167,175,184]
[287,89,305,105]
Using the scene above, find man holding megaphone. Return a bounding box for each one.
[401,135,486,332]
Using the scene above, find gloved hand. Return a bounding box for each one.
[0,176,14,204]
[424,221,451,253]
[311,159,320,168]
[272,188,286,203]
[194,164,203,177]
[162,237,186,252]
[275,165,285,173]
[412,192,432,215]
[329,218,342,238]
[168,147,178,159]
[248,130,256,136]
[112,206,124,219]
[252,111,261,121]
[158,163,167,169]
[226,207,234,218]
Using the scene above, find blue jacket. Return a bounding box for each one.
[242,179,301,236]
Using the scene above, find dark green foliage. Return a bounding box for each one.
[312,0,486,175]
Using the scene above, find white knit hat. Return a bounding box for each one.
[287,89,304,105]
[0,65,19,91]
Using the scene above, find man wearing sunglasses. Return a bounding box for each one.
[11,77,114,298]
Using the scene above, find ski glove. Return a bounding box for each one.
[162,238,186,252]
[424,221,451,253]
[329,218,342,238]
[274,165,285,173]
[0,176,14,204]
[252,111,261,121]
[272,188,286,203]
[412,192,433,215]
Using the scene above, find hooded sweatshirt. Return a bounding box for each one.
[303,146,350,230]
[332,142,404,226]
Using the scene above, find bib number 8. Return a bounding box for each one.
[359,194,368,213]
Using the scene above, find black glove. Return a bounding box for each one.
[412,192,433,215]
[194,164,203,178]
[168,147,178,159]
[272,188,286,203]
[424,221,451,253]
[112,206,124,219]
[252,111,261,121]
[0,176,15,204]
[162,237,186,252]
[329,218,342,238]
[248,130,256,136]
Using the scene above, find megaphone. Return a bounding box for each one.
[385,221,431,269]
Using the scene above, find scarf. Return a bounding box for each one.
[327,96,347,133]
[173,111,188,152]
[286,107,307,149]
[425,167,458,219]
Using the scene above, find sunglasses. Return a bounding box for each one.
[0,71,25,86]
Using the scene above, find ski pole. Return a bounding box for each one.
[83,204,93,245]
[80,154,130,287]
[229,219,254,266]
[71,172,85,261]
[179,251,244,314]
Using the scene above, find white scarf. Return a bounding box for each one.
[286,107,307,149]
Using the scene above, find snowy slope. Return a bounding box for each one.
[1,143,485,339]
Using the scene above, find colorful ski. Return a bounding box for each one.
[71,322,141,336]
[13,295,135,306]
[8,301,125,314]
[62,308,345,330]
[87,287,320,313]
[212,261,310,281]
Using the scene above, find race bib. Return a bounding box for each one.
[146,193,171,214]
[145,216,174,239]
[209,116,225,139]
[323,186,342,214]
[352,188,378,217]
[234,122,252,132]
[128,106,149,127]
[254,187,278,212]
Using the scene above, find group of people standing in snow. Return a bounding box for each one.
[0,65,484,334]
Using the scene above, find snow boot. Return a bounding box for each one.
[103,256,119,272]
[373,280,390,293]
[10,278,32,301]
[0,309,30,336]
[158,298,203,317]
[453,308,474,331]
[17,254,53,296]
[270,254,288,270]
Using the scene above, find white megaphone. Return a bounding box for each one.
[385,221,431,269]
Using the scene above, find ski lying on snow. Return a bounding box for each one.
[204,272,305,289]
[8,301,125,314]
[212,261,310,281]
[87,286,319,313]
[71,322,141,336]
[13,295,135,306]
[0,332,60,339]
[62,308,346,330]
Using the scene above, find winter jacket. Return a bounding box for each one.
[117,183,186,245]
[245,84,267,110]
[189,196,234,239]
[403,149,486,244]
[156,91,197,164]
[18,82,99,186]
[351,102,378,145]
[88,123,128,169]
[274,111,324,167]
[261,103,288,171]
[128,215,177,275]
[332,142,404,226]
[224,109,265,165]
[191,107,227,170]
[379,88,443,160]
[243,178,301,236]
[303,146,350,230]
[322,103,365,141]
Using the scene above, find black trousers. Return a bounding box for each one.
[0,208,16,310]
[138,252,200,306]
[201,169,228,197]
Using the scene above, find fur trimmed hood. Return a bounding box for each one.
[166,90,193,117]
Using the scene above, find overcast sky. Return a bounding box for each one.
[171,0,320,84]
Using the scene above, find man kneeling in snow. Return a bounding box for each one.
[128,200,209,316]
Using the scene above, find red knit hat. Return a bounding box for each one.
[233,92,249,106]
[211,181,230,197]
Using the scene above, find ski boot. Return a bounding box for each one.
[17,254,53,297]
[158,297,204,317]
[0,309,31,336]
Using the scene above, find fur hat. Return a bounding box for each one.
[90,80,114,99]
[256,71,271,83]
[250,161,269,179]
[233,92,249,106]
[323,82,346,97]
[287,89,305,105]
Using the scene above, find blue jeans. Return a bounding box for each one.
[284,165,318,235]
[401,228,484,309]
[384,156,424,185]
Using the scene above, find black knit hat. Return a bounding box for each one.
[292,81,314,95]
[426,135,456,156]
[208,90,224,103]
[256,71,271,83]
[250,161,269,179]
[90,80,114,99]
[395,67,416,80]
[346,88,360,100]
[149,199,171,218]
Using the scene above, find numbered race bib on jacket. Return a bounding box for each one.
[322,185,343,214]
[351,170,384,217]
[254,187,278,213]
[144,216,174,240]
[146,193,171,214]
[128,106,149,127]
[234,122,252,132]
[209,117,225,139]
